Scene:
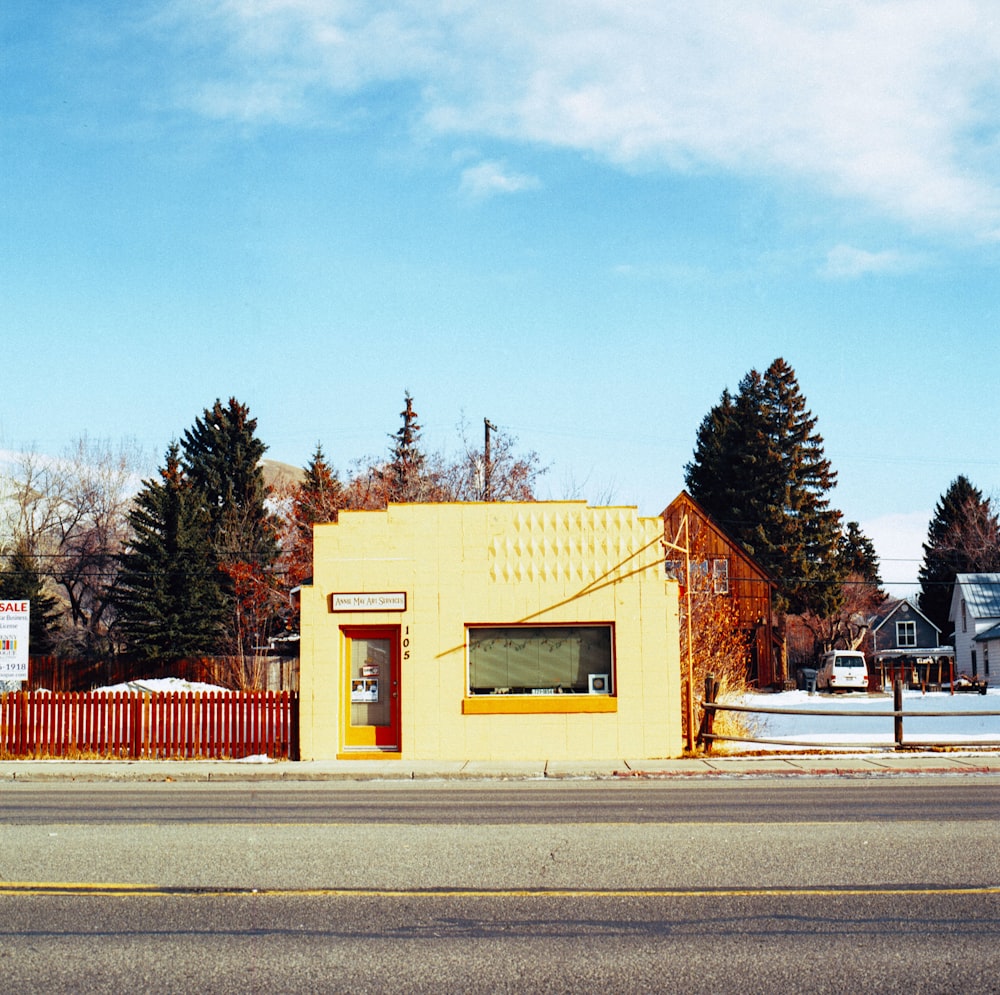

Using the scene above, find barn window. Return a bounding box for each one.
[712,558,729,595]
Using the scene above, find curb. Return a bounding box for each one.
[3,752,1000,783]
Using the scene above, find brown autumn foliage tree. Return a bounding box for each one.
[213,559,282,689]
[277,444,344,591]
[675,537,753,747]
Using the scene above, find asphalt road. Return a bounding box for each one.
[4,776,1000,824]
[2,778,999,992]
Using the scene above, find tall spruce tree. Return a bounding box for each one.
[685,358,843,617]
[116,444,227,660]
[178,399,280,670]
[180,397,277,565]
[837,521,883,588]
[918,476,1000,638]
[384,391,428,503]
[0,540,62,655]
[360,391,447,505]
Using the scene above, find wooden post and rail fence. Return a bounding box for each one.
[698,675,999,753]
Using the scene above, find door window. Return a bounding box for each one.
[349,636,392,727]
[342,627,400,752]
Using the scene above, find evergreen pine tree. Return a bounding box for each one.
[762,358,843,616]
[180,397,277,565]
[384,391,428,502]
[837,521,883,588]
[298,444,343,524]
[179,398,280,670]
[918,476,1000,637]
[0,540,62,655]
[116,444,228,660]
[684,358,843,617]
[685,387,746,531]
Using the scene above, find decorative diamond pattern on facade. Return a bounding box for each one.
[489,506,654,583]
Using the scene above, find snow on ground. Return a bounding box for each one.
[723,687,1000,752]
[94,677,232,695]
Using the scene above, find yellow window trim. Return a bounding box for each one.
[462,696,617,715]
[336,751,402,760]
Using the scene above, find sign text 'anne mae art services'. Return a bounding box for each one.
[0,600,30,681]
[331,592,407,613]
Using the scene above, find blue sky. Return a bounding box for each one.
[3,1,1000,595]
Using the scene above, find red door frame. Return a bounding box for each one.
[340,625,401,754]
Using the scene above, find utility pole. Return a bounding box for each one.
[483,418,497,501]
[664,515,695,752]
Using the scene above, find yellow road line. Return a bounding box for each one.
[0,882,165,895]
[2,883,999,898]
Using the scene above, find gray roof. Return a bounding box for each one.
[955,573,1000,620]
[974,621,1000,643]
[871,596,939,633]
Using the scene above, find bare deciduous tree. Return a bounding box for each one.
[442,417,545,502]
[338,402,544,509]
[937,493,1000,569]
[2,437,144,657]
[794,574,887,657]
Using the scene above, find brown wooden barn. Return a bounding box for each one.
[662,491,781,688]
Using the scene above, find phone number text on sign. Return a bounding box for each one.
[0,600,30,680]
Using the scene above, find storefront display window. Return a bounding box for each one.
[468,625,614,695]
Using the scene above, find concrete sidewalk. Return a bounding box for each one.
[3,751,1000,782]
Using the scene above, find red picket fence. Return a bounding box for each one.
[0,691,298,760]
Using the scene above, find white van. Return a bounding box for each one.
[816,650,869,692]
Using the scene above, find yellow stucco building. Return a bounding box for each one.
[299,501,683,761]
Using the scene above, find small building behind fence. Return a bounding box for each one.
[869,598,955,688]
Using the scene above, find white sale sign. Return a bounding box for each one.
[0,600,30,681]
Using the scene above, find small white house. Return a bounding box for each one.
[949,574,1000,680]
[974,622,1000,684]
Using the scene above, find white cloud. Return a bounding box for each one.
[459,160,540,199]
[821,244,920,279]
[167,0,1000,234]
